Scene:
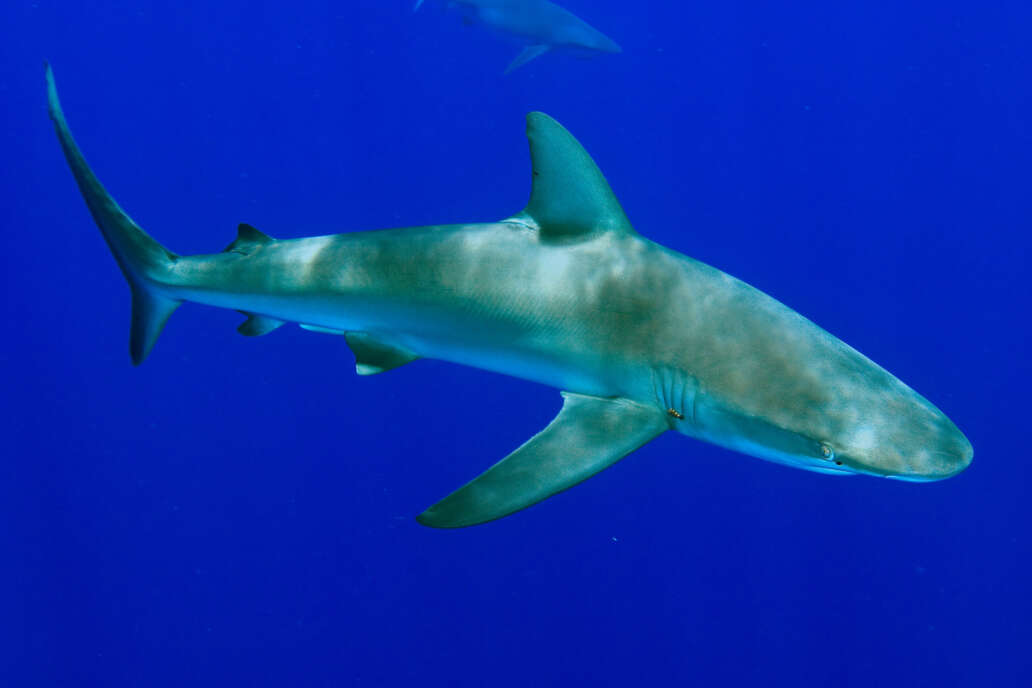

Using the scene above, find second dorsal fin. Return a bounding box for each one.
[512,112,634,242]
[224,223,274,254]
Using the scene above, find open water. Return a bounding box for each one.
[2,1,1029,685]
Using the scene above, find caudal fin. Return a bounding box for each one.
[46,63,180,365]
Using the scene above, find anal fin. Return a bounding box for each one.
[237,312,284,337]
[345,332,418,375]
[417,392,668,528]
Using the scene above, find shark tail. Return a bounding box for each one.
[46,64,181,365]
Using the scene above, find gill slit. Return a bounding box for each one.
[652,366,699,427]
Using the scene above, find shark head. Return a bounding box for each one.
[573,29,621,54]
[671,281,974,483]
[689,350,973,482]
[813,369,974,482]
[797,328,974,481]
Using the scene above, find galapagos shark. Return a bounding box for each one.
[46,65,972,528]
[413,0,621,73]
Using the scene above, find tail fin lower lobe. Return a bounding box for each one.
[46,63,180,364]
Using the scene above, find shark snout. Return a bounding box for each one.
[923,419,974,479]
[594,36,622,54]
[858,403,974,482]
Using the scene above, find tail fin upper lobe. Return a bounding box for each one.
[46,64,180,364]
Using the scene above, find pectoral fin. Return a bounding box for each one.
[505,45,550,74]
[417,392,668,528]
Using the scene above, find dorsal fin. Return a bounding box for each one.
[512,112,633,242]
[224,223,274,254]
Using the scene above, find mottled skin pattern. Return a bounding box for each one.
[46,63,971,527]
[167,215,970,481]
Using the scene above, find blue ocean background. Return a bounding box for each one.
[3,1,1029,685]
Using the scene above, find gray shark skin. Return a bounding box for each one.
[46,65,972,529]
[414,0,621,73]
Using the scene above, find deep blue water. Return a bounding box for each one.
[3,1,1030,685]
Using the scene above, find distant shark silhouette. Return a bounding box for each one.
[414,0,621,73]
[47,65,972,529]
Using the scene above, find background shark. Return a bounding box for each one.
[414,0,621,73]
[47,65,970,529]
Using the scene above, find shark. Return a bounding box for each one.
[46,65,972,528]
[413,0,621,73]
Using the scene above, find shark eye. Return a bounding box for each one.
[820,443,835,460]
